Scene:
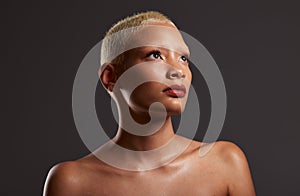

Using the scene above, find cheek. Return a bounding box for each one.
[185,68,192,90]
[129,82,164,109]
[125,66,168,106]
[185,67,192,81]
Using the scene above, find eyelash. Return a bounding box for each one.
[146,50,189,63]
[146,50,163,60]
[180,56,188,62]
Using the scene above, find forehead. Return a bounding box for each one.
[127,25,190,56]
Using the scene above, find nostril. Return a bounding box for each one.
[168,70,185,79]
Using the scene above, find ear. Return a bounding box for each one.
[98,64,117,92]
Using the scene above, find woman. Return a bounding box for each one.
[44,11,256,196]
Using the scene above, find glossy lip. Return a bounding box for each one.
[162,84,187,98]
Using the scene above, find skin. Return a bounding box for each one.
[43,22,256,196]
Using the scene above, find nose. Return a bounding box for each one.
[167,68,186,79]
[165,51,188,80]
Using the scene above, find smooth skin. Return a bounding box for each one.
[43,22,256,196]
[44,140,255,196]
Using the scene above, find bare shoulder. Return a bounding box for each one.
[212,141,256,196]
[214,141,248,164]
[43,161,86,196]
[188,140,255,195]
[43,154,113,196]
[188,140,244,158]
[205,141,251,176]
[178,139,248,165]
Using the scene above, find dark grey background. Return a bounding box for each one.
[3,0,300,195]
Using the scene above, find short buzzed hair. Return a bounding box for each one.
[101,11,175,67]
[105,11,173,37]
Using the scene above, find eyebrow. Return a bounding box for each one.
[182,51,190,58]
[171,48,190,58]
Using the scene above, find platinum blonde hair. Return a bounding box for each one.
[100,11,175,66]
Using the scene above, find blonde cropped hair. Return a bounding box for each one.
[100,11,175,67]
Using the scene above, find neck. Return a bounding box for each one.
[113,115,175,151]
[95,112,191,171]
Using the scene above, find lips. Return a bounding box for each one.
[163,84,186,98]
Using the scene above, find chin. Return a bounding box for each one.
[128,100,186,117]
[166,106,185,116]
[164,97,187,114]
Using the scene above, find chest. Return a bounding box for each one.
[83,167,228,196]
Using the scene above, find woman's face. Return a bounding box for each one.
[113,23,192,116]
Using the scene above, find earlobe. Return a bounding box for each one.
[107,82,115,92]
[99,63,116,92]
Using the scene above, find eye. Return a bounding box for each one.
[146,50,163,60]
[179,55,189,63]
